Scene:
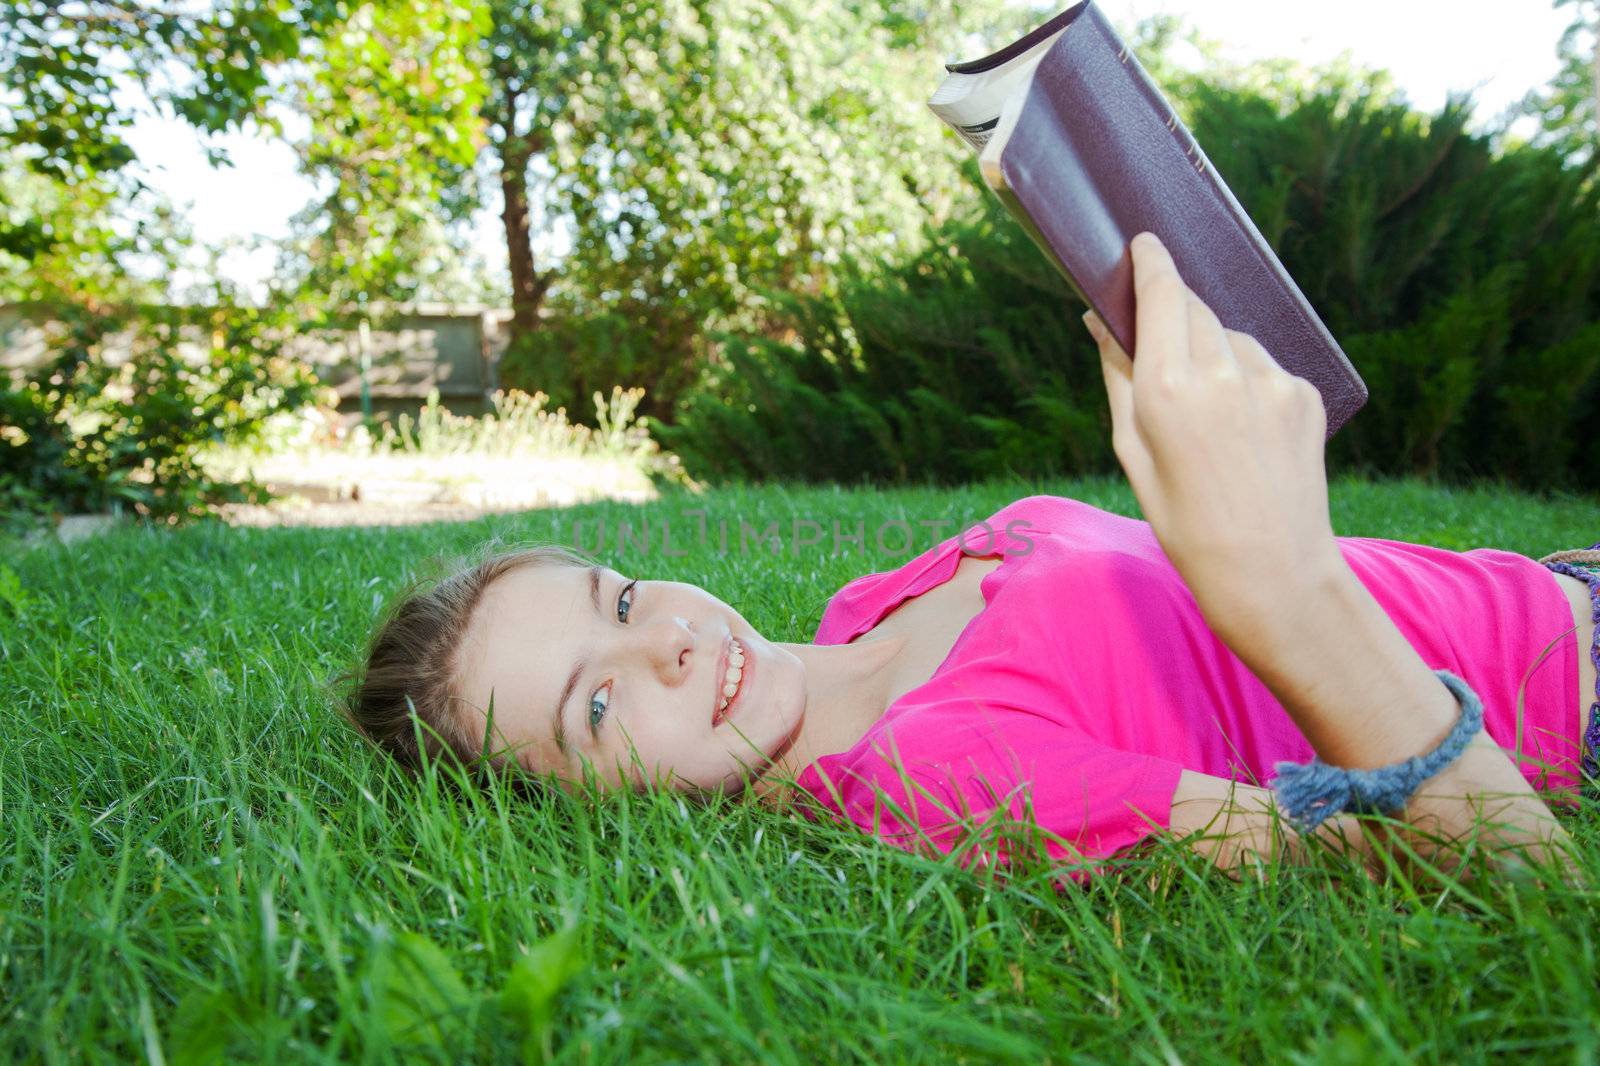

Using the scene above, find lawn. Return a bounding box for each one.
[4,473,1600,1063]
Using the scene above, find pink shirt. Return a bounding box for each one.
[796,495,1580,871]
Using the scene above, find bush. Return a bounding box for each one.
[1183,74,1600,486]
[661,72,1600,491]
[0,298,317,523]
[497,297,710,428]
[659,205,1109,484]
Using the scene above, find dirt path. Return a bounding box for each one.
[215,452,662,527]
[221,497,561,528]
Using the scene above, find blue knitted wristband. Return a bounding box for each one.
[1271,669,1485,833]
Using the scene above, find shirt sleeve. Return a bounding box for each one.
[804,711,1187,880]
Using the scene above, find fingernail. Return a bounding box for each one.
[1081,310,1106,342]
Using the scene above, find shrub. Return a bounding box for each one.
[0,299,317,523]
[661,72,1600,491]
[364,384,685,479]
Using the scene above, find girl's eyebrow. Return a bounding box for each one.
[550,565,604,756]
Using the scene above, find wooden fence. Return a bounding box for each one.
[0,303,515,414]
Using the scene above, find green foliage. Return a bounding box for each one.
[664,70,1600,490]
[6,2,1596,498]
[1186,70,1600,485]
[280,0,497,311]
[1,300,318,522]
[0,148,182,306]
[376,931,476,1051]
[156,922,583,1062]
[1518,0,1600,168]
[658,166,1119,484]
[490,0,1015,420]
[3,120,298,530]
[499,928,585,1064]
[0,1,341,186]
[0,564,31,617]
[498,301,708,423]
[0,166,322,521]
[0,4,341,521]
[277,0,1023,419]
[375,385,676,468]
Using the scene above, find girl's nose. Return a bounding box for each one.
[647,615,696,681]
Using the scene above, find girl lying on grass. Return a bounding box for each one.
[348,233,1600,879]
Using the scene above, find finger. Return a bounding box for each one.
[1225,328,1327,432]
[1091,315,1157,483]
[1082,308,1111,347]
[1223,329,1281,377]
[1185,288,1238,375]
[1129,232,1191,374]
[1091,311,1135,430]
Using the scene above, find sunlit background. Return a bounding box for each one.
[122,0,1573,298]
[3,0,1596,530]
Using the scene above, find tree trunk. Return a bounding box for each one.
[499,137,550,343]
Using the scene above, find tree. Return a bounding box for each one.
[0,0,349,304]
[285,0,1020,416]
[480,0,1019,338]
[0,1,337,520]
[0,0,342,227]
[279,0,495,312]
[1519,0,1600,168]
[485,0,1017,417]
[476,0,607,341]
[0,145,320,522]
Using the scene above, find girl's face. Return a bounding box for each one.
[453,563,806,793]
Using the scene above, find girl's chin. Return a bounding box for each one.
[673,768,758,799]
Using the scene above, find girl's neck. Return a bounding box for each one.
[748,635,906,804]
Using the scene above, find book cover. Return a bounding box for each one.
[929,1,1368,437]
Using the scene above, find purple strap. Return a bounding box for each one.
[1541,542,1600,787]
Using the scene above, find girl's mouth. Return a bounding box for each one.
[712,636,748,727]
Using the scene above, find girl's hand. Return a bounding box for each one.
[1087,232,1341,617]
[1091,235,1576,878]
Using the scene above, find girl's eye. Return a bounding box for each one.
[588,580,637,735]
[588,685,611,733]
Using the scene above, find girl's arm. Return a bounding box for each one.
[1165,557,1566,874]
[1090,234,1570,874]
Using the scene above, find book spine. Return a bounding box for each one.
[1113,18,1360,401]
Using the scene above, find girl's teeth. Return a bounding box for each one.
[718,639,746,714]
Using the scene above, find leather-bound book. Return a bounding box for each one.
[929,0,1368,437]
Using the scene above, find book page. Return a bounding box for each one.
[927,28,1069,152]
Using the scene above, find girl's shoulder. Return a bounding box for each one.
[812,494,1071,644]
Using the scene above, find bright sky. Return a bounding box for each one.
[122,0,1575,297]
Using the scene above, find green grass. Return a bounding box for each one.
[4,472,1600,1063]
